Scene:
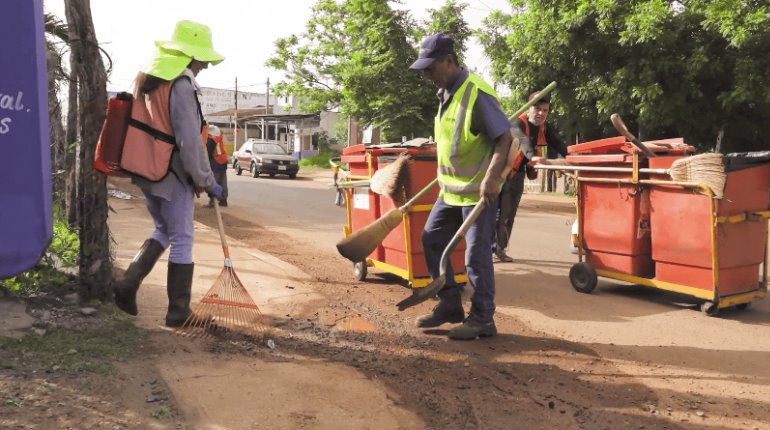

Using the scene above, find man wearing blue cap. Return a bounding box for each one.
[410,32,513,340]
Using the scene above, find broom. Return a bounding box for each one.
[337,177,438,262]
[668,153,726,199]
[177,200,268,337]
[611,114,726,198]
[370,152,410,205]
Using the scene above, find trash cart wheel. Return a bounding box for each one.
[700,301,719,316]
[569,262,598,294]
[353,261,367,281]
[736,303,750,311]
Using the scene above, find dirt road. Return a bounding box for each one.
[2,171,769,430]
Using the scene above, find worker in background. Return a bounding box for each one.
[493,91,567,262]
[409,33,512,340]
[206,125,229,207]
[113,20,224,327]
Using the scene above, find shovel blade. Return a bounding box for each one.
[396,275,446,311]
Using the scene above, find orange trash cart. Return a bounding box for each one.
[333,143,467,288]
[552,140,770,315]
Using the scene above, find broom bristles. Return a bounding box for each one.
[669,153,726,199]
[177,266,270,338]
[370,153,409,202]
[336,208,404,262]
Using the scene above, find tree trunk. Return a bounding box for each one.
[66,61,79,225]
[64,0,112,302]
[46,50,67,208]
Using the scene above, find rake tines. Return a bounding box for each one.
[176,200,270,338]
[178,266,270,338]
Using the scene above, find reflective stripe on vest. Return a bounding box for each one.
[434,73,497,206]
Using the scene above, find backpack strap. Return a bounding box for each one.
[127,118,175,144]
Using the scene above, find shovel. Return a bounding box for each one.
[397,82,557,311]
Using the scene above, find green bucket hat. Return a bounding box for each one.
[145,46,192,80]
[146,20,225,80]
[157,20,225,64]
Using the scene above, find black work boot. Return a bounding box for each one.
[416,302,464,328]
[114,239,165,316]
[165,262,195,327]
[448,316,497,340]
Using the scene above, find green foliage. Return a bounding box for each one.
[480,0,770,152]
[151,406,170,419]
[334,117,349,145]
[300,149,339,168]
[1,215,79,293]
[267,0,472,139]
[0,305,143,375]
[315,131,336,151]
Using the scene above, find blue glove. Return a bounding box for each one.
[210,184,223,199]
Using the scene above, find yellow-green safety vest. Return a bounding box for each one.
[434,73,498,206]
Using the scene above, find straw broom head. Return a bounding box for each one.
[336,208,403,262]
[669,153,726,199]
[370,153,410,204]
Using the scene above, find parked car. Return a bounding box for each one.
[233,140,299,179]
[231,141,249,168]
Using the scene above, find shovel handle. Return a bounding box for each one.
[438,200,487,274]
[610,113,657,158]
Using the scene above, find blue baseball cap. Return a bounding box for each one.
[409,33,456,70]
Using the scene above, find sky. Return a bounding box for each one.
[45,0,512,93]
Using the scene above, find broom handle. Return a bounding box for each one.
[535,164,671,175]
[610,114,657,158]
[398,178,439,213]
[213,199,231,260]
[508,81,557,121]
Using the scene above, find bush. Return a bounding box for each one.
[299,149,339,169]
[1,215,79,294]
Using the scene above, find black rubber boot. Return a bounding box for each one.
[415,288,464,328]
[448,317,497,340]
[114,239,164,316]
[165,262,195,327]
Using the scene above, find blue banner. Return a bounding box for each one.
[0,0,53,278]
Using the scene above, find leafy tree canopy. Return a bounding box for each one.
[480,0,770,152]
[267,0,472,139]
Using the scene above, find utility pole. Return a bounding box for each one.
[266,77,270,113]
[234,77,238,144]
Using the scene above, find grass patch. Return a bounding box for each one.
[299,150,338,168]
[0,304,143,376]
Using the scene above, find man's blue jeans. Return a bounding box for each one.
[422,197,498,323]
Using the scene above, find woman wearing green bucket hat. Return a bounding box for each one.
[114,20,226,328]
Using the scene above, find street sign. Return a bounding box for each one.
[0,0,53,278]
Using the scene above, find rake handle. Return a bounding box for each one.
[213,199,230,259]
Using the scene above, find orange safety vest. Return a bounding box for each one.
[516,114,548,180]
[211,134,228,165]
[518,113,547,157]
[121,77,207,181]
